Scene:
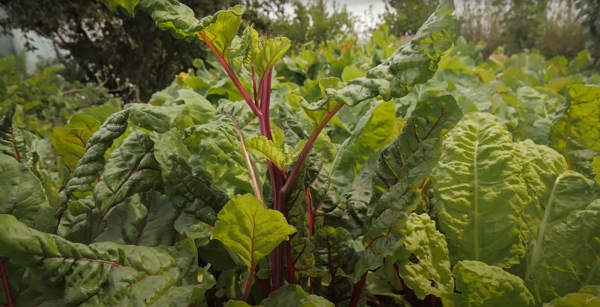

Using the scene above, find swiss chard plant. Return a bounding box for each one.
[1,0,600,306]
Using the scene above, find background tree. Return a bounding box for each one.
[0,0,286,102]
[577,0,600,66]
[380,0,439,36]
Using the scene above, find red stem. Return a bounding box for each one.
[198,31,262,118]
[395,264,418,306]
[256,276,272,297]
[240,267,256,301]
[0,259,14,307]
[349,273,368,307]
[366,295,392,307]
[280,103,344,195]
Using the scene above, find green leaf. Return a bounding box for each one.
[527,200,600,304]
[372,95,463,200]
[544,286,600,307]
[232,26,260,64]
[442,260,535,307]
[395,214,453,299]
[94,191,179,246]
[431,112,530,268]
[0,99,36,165]
[128,90,215,133]
[330,100,398,192]
[184,117,254,193]
[152,129,229,226]
[101,0,139,16]
[594,156,600,187]
[261,284,335,307]
[81,98,122,123]
[51,113,101,171]
[93,130,162,216]
[245,136,290,170]
[0,214,214,306]
[199,6,246,62]
[254,37,292,81]
[212,194,296,271]
[341,65,366,83]
[0,154,56,233]
[513,86,564,145]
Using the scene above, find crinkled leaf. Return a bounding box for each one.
[0,154,56,233]
[528,200,600,304]
[212,194,296,271]
[245,136,290,170]
[544,286,600,307]
[372,95,462,200]
[431,112,530,268]
[442,260,535,307]
[0,214,214,306]
[51,114,101,171]
[153,129,229,226]
[330,100,398,192]
[93,130,162,216]
[514,86,564,145]
[261,284,335,307]
[94,191,178,246]
[0,99,36,165]
[395,213,453,299]
[254,37,292,81]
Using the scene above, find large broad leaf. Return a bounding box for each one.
[395,214,453,299]
[51,114,101,171]
[372,95,463,200]
[431,112,530,268]
[330,100,398,192]
[0,154,56,233]
[302,0,456,122]
[185,117,254,193]
[152,129,229,226]
[527,200,600,304]
[544,286,600,307]
[513,86,564,145]
[93,130,162,217]
[212,194,296,273]
[94,191,179,246]
[442,261,535,307]
[254,37,292,82]
[551,85,600,173]
[0,214,214,306]
[199,6,245,63]
[260,284,335,307]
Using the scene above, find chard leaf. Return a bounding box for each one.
[528,200,600,304]
[544,286,600,307]
[102,0,139,16]
[94,191,178,246]
[245,135,290,170]
[311,227,358,306]
[513,86,564,145]
[128,91,215,133]
[50,114,101,171]
[551,85,600,172]
[185,117,254,193]
[431,112,530,268]
[372,95,462,200]
[254,37,292,81]
[442,261,535,307]
[199,6,245,63]
[93,130,162,216]
[330,100,398,192]
[261,284,334,307]
[0,154,56,233]
[212,194,296,272]
[231,26,260,64]
[0,214,214,306]
[153,129,229,226]
[0,99,36,166]
[595,156,600,187]
[395,214,453,299]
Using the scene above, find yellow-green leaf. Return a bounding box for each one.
[254,37,291,81]
[200,6,245,63]
[51,113,101,171]
[245,136,289,170]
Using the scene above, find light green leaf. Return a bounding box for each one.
[431,112,529,268]
[544,286,600,307]
[442,260,535,307]
[261,284,335,307]
[395,214,453,299]
[212,194,296,271]
[254,37,292,81]
[528,200,600,304]
[81,98,122,123]
[51,113,101,171]
[0,99,36,165]
[330,100,397,192]
[152,129,229,226]
[199,6,246,62]
[101,0,139,16]
[513,86,564,145]
[245,136,289,170]
[0,214,214,306]
[0,154,56,233]
[341,65,367,83]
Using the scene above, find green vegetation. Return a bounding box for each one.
[0,0,599,306]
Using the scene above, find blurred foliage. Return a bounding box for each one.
[381,0,440,36]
